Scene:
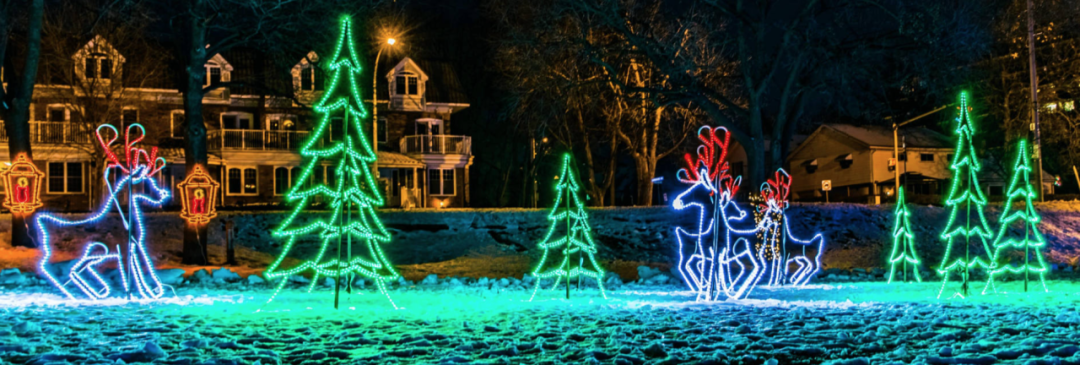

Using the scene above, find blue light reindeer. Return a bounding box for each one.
[37,124,170,300]
[673,126,760,301]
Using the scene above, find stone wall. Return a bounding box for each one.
[5,201,1080,271]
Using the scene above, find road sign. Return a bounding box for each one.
[822,180,832,191]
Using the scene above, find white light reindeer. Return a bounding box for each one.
[37,124,170,300]
[748,169,825,291]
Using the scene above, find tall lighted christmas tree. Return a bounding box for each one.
[985,140,1048,293]
[265,16,399,308]
[937,92,994,299]
[529,154,607,301]
[887,188,922,283]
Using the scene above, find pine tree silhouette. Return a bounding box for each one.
[265,16,399,308]
[887,188,922,283]
[985,140,1048,293]
[529,154,607,301]
[937,92,994,299]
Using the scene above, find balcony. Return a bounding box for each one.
[0,122,94,144]
[219,129,311,151]
[399,135,471,155]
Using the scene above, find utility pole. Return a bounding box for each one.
[1027,0,1045,201]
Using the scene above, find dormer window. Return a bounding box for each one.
[206,65,221,86]
[395,74,418,95]
[84,54,112,79]
[300,67,323,91]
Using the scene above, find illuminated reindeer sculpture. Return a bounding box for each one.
[673,126,760,301]
[751,169,825,288]
[37,124,170,300]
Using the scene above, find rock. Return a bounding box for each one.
[421,274,439,285]
[637,266,663,281]
[289,275,310,284]
[497,278,510,287]
[448,278,463,286]
[642,342,667,358]
[477,277,490,287]
[0,269,26,285]
[143,341,167,359]
[247,275,266,285]
[12,321,39,336]
[876,325,894,336]
[522,274,535,285]
[156,269,186,285]
[604,272,623,286]
[211,267,241,282]
[41,259,78,280]
[322,278,335,287]
[192,269,211,282]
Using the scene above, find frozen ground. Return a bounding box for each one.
[3,280,1080,365]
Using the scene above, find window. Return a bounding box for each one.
[396,75,418,95]
[227,167,258,195]
[377,117,387,143]
[83,54,111,80]
[122,109,138,125]
[222,113,253,129]
[428,169,455,196]
[47,162,83,193]
[920,153,934,162]
[989,185,1003,196]
[301,67,314,91]
[206,65,222,86]
[171,111,185,138]
[48,107,67,122]
[898,153,907,161]
[274,167,304,195]
[329,116,344,141]
[947,154,954,162]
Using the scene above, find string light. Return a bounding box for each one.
[751,169,824,291]
[529,154,607,301]
[886,188,923,283]
[984,140,1049,293]
[0,153,44,213]
[178,164,220,224]
[264,15,399,308]
[936,92,994,299]
[37,124,169,300]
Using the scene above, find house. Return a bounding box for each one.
[785,124,1054,204]
[0,35,473,213]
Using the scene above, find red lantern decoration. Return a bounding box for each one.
[1,153,45,214]
[178,165,219,224]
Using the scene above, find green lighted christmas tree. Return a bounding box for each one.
[529,154,607,301]
[984,140,1048,294]
[265,16,399,309]
[887,188,922,283]
[936,92,994,299]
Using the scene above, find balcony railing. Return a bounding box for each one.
[399,135,471,155]
[220,129,311,151]
[0,122,94,144]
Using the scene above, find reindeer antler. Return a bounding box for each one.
[677,126,739,197]
[759,169,792,211]
[96,124,166,177]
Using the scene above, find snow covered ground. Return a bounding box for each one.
[2,280,1080,365]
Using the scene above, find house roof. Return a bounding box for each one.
[377,151,424,168]
[371,57,469,105]
[827,124,952,148]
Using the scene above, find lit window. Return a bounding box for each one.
[227,167,258,195]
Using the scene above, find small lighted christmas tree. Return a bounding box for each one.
[887,188,922,283]
[985,140,1048,293]
[936,92,994,299]
[265,15,399,309]
[529,154,607,301]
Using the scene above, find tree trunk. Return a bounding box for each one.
[181,19,210,265]
[4,0,45,248]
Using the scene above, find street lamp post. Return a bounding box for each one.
[372,37,396,172]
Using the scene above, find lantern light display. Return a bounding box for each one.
[178,164,220,224]
[0,153,44,214]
